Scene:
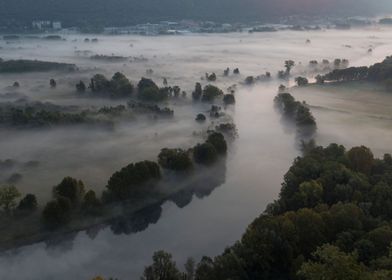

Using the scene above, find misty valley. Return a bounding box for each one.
[0,21,392,280]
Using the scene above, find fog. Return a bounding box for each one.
[1,25,392,279]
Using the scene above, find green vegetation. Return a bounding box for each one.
[145,143,392,279]
[89,72,134,98]
[137,78,169,102]
[53,177,85,205]
[201,85,224,102]
[274,92,317,138]
[195,113,206,122]
[206,132,227,155]
[158,149,193,171]
[42,197,72,229]
[0,185,21,212]
[319,56,392,91]
[17,194,38,212]
[192,82,203,100]
[0,59,76,73]
[295,76,309,86]
[223,94,236,105]
[193,143,218,165]
[105,161,161,201]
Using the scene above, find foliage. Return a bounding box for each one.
[201,85,223,102]
[319,56,392,90]
[158,148,193,171]
[89,72,134,97]
[195,113,206,122]
[141,251,182,280]
[206,132,227,155]
[192,83,203,100]
[53,177,85,205]
[193,143,218,165]
[82,190,103,216]
[147,144,392,279]
[0,59,75,73]
[295,76,309,86]
[137,78,168,102]
[106,161,161,200]
[76,80,86,92]
[274,92,317,135]
[17,194,38,212]
[223,94,235,105]
[0,185,21,212]
[42,197,72,229]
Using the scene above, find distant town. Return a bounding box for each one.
[1,16,392,36]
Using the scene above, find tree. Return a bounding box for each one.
[184,258,195,280]
[195,113,206,122]
[82,190,103,216]
[173,86,181,98]
[223,94,235,105]
[347,146,374,175]
[76,80,86,92]
[295,76,309,86]
[106,161,161,200]
[206,132,227,155]
[206,73,216,82]
[49,79,56,88]
[244,76,255,85]
[53,177,85,205]
[298,180,323,208]
[193,143,218,165]
[201,85,223,102]
[0,185,21,212]
[141,250,181,280]
[42,197,72,229]
[298,245,368,280]
[233,68,240,74]
[284,60,295,74]
[110,72,133,97]
[192,83,202,100]
[89,74,110,92]
[315,75,325,84]
[158,148,193,171]
[17,194,38,212]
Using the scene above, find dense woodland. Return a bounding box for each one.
[317,56,392,91]
[139,144,392,280]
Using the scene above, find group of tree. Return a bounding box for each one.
[0,185,37,215]
[142,143,392,279]
[317,56,392,91]
[88,72,134,98]
[42,177,102,228]
[278,60,295,80]
[103,131,228,201]
[274,92,317,137]
[137,78,184,102]
[0,59,76,73]
[192,83,224,102]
